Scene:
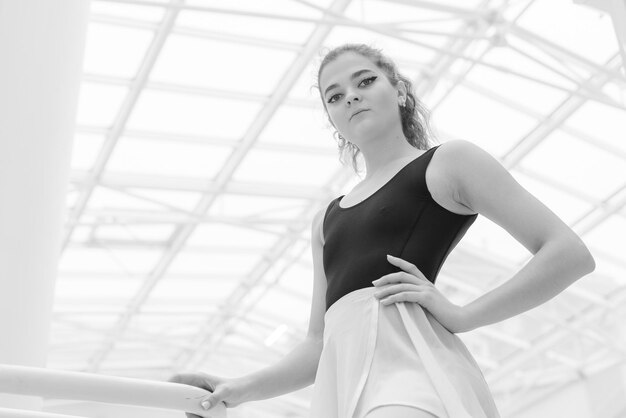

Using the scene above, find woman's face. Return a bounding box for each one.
[319,52,404,146]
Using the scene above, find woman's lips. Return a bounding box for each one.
[350,109,369,120]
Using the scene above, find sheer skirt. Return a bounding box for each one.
[309,287,500,418]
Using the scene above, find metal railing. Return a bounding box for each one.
[0,364,226,417]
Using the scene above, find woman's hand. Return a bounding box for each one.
[372,254,469,333]
[167,372,250,417]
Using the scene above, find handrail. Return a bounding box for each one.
[0,407,87,417]
[0,364,226,417]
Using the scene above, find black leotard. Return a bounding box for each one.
[322,145,478,312]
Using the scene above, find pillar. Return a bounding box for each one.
[0,0,91,410]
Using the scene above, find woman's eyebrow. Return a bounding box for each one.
[324,69,375,97]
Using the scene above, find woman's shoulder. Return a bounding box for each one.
[426,140,480,216]
[429,140,491,174]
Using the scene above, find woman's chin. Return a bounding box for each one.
[349,118,375,130]
[350,121,380,136]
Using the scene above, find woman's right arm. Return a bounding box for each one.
[232,207,329,403]
[171,209,329,412]
[235,335,323,403]
[172,209,328,412]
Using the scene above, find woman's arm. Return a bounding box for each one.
[236,208,328,402]
[236,336,324,402]
[443,140,596,332]
[462,237,594,331]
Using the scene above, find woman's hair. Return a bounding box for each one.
[313,43,438,175]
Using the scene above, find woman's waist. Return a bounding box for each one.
[325,286,377,320]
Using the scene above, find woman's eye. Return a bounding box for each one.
[360,76,376,86]
[327,76,377,104]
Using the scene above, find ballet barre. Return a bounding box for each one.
[0,364,226,418]
[0,407,88,417]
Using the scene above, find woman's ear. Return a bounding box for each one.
[397,80,408,102]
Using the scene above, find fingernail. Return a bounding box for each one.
[201,400,210,410]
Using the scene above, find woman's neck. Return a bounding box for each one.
[361,143,420,181]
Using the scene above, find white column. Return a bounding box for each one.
[0,0,91,410]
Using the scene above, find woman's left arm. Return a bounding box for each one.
[446,140,596,332]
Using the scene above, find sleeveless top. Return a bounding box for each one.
[322,145,478,312]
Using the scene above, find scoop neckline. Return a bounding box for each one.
[337,147,436,210]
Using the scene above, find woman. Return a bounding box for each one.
[168,43,596,418]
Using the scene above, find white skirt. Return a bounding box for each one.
[309,287,500,418]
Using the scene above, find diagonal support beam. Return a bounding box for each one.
[87,0,355,372]
[61,0,184,251]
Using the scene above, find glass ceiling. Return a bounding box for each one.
[53,0,626,416]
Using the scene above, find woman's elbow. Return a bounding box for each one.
[576,240,596,274]
[585,250,596,273]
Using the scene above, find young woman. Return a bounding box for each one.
[169,44,596,418]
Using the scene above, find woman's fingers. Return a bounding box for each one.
[168,372,215,391]
[168,372,202,385]
[371,255,435,307]
[374,271,420,285]
[373,271,429,287]
[374,283,427,299]
[374,282,411,296]
[380,288,434,305]
[168,372,228,414]
[373,255,430,286]
[388,255,429,279]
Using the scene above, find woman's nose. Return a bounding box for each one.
[346,94,360,105]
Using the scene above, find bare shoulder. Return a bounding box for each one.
[425,140,478,216]
[312,206,327,246]
[433,140,593,257]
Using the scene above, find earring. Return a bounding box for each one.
[399,97,406,107]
